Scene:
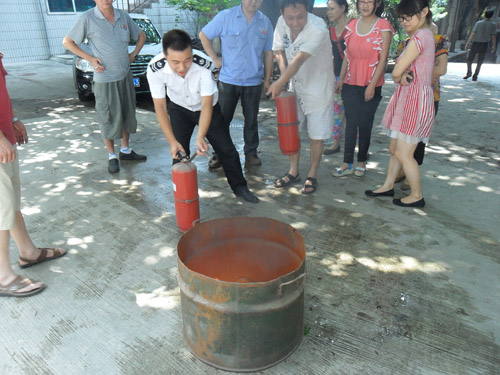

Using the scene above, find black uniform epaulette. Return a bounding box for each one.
[193,54,213,70]
[150,58,166,73]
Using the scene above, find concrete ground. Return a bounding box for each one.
[0,58,499,375]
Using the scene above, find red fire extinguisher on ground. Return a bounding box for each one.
[172,151,200,232]
[275,91,300,155]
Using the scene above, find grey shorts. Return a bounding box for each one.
[93,71,138,140]
[0,148,21,230]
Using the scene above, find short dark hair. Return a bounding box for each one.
[329,0,349,14]
[280,0,309,12]
[484,9,494,19]
[356,0,385,17]
[397,0,432,25]
[162,29,192,54]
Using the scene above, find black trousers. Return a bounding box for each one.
[413,101,439,165]
[466,42,488,77]
[218,81,262,157]
[168,101,247,193]
[342,84,382,164]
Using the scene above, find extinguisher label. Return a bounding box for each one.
[173,182,177,192]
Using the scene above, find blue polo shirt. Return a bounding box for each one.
[202,5,273,86]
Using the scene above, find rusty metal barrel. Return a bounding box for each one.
[177,217,306,372]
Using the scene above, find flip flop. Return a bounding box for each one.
[274,173,301,188]
[0,276,46,297]
[301,177,317,194]
[19,248,67,269]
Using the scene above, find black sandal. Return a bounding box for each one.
[274,173,301,188]
[301,177,317,194]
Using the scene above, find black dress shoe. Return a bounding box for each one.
[365,188,394,197]
[119,150,147,161]
[392,198,425,207]
[463,73,472,80]
[235,187,259,203]
[208,155,222,169]
[108,158,119,173]
[324,146,341,155]
[472,75,478,81]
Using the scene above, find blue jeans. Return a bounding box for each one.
[218,81,262,157]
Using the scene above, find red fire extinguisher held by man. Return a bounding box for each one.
[172,151,200,232]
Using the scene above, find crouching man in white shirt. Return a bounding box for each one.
[146,29,259,203]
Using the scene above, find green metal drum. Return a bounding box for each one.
[177,217,306,372]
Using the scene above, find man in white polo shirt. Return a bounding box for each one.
[146,29,259,203]
[267,0,335,195]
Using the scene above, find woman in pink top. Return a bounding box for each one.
[332,0,393,178]
[365,0,435,208]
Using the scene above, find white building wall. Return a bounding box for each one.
[0,0,51,63]
[0,0,196,64]
[143,2,197,37]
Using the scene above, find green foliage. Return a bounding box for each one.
[430,1,447,21]
[165,0,239,13]
[304,325,311,335]
[164,0,239,34]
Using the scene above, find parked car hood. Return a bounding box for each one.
[129,42,162,56]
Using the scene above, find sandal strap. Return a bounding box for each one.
[1,276,33,292]
[301,177,318,194]
[275,177,286,186]
[275,172,300,187]
[305,177,317,184]
[19,248,47,264]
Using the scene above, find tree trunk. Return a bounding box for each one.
[446,0,461,52]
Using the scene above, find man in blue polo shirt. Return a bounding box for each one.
[199,0,274,169]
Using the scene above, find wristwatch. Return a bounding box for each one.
[12,117,19,123]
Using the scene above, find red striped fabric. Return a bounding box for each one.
[382,28,436,142]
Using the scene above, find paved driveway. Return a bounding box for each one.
[1,59,499,375]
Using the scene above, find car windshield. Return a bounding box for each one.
[131,19,161,45]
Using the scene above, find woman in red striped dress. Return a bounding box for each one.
[365,0,435,208]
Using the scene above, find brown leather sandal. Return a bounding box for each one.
[19,248,67,269]
[0,276,46,297]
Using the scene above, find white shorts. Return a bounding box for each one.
[297,103,334,140]
[0,148,21,230]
